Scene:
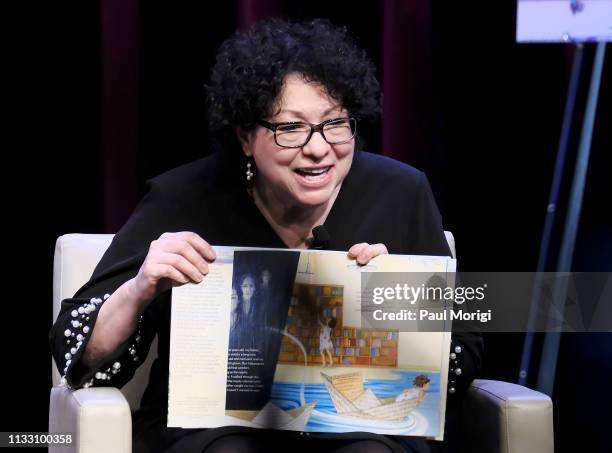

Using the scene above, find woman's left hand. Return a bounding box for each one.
[348,243,389,265]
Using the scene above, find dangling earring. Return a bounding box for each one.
[246,160,254,182]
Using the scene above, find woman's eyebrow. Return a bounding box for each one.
[278,106,342,121]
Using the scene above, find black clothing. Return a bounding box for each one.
[50,151,483,452]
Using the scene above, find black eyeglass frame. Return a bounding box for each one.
[256,117,357,148]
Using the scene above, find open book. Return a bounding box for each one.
[168,247,454,440]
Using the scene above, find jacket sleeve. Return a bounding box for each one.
[409,171,484,410]
[49,178,178,389]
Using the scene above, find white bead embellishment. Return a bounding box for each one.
[60,291,142,390]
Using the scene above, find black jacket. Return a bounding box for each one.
[50,150,483,447]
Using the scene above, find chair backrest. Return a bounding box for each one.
[444,230,456,259]
[52,234,157,410]
[52,231,456,409]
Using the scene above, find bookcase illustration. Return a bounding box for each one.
[278,282,399,367]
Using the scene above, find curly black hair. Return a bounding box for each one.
[206,18,381,145]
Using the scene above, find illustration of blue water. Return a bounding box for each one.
[270,370,440,436]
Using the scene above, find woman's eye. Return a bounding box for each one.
[278,124,308,132]
[326,119,349,128]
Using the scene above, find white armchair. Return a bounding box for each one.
[49,233,554,453]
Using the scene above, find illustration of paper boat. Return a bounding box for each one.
[226,401,316,430]
[321,372,419,421]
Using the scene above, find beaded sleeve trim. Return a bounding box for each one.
[59,293,144,389]
[447,339,463,395]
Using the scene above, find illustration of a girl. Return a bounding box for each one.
[395,375,431,403]
[318,316,337,367]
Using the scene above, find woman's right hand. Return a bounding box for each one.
[129,231,216,308]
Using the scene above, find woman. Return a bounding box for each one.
[230,274,261,349]
[50,18,482,453]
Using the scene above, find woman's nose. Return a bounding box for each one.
[302,131,331,159]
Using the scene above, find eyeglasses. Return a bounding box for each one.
[257,117,357,148]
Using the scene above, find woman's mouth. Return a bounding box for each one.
[295,166,331,180]
[294,166,332,186]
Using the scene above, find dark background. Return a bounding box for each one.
[8,1,610,451]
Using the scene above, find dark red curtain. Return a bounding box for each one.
[101,0,140,232]
[382,0,432,165]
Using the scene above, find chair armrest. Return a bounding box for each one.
[461,379,554,453]
[49,385,132,453]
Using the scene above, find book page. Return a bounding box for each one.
[168,247,454,440]
[167,247,234,427]
[273,250,452,440]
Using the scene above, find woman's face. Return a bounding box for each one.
[241,276,255,302]
[261,270,271,286]
[239,73,355,208]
